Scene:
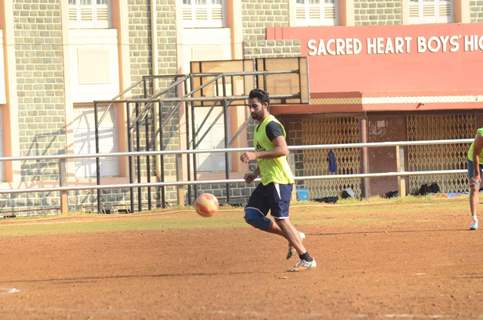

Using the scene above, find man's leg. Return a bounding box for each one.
[244,206,284,236]
[244,189,293,238]
[271,183,316,271]
[244,206,305,260]
[276,218,316,272]
[468,161,479,230]
[275,218,306,255]
[470,180,479,230]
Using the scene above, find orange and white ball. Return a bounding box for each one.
[194,193,219,217]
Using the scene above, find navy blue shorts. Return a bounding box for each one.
[468,160,483,178]
[246,183,293,219]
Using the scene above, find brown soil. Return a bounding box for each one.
[0,208,481,319]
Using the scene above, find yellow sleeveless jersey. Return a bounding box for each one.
[253,115,294,185]
[468,128,483,161]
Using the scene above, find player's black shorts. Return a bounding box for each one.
[246,183,293,219]
[468,160,483,178]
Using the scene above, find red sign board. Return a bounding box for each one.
[267,23,483,98]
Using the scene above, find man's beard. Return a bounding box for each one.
[251,112,261,121]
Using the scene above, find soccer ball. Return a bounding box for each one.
[194,193,219,217]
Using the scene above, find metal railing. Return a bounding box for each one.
[92,66,308,212]
[0,138,473,213]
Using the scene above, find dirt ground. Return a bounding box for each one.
[0,202,482,319]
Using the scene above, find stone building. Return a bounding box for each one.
[0,0,481,214]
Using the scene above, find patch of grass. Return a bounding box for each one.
[0,196,469,237]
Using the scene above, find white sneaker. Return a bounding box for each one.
[288,258,317,272]
[286,231,306,260]
[470,220,479,231]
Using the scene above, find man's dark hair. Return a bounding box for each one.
[249,89,270,105]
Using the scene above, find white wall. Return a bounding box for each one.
[180,28,231,172]
[68,29,120,102]
[72,105,119,178]
[181,28,232,73]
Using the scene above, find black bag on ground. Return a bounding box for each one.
[314,196,338,204]
[429,182,440,193]
[417,183,430,196]
[340,187,355,199]
[384,190,398,198]
[417,182,440,196]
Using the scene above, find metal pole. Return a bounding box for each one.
[145,104,152,210]
[135,102,142,211]
[190,78,198,199]
[152,100,160,208]
[158,101,166,208]
[93,101,101,213]
[254,59,259,88]
[191,99,198,199]
[222,75,230,204]
[396,145,407,197]
[126,102,134,213]
[184,78,192,204]
[297,57,302,103]
[223,99,230,204]
[58,159,68,214]
[215,77,219,96]
[360,116,370,199]
[262,58,267,91]
[143,76,148,98]
[193,107,216,143]
[0,139,473,163]
[0,169,468,195]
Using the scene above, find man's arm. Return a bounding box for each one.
[240,122,289,163]
[255,136,289,159]
[244,167,259,183]
[240,136,289,162]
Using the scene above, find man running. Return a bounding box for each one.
[467,128,483,230]
[240,89,316,272]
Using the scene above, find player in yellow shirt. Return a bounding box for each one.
[467,128,483,230]
[240,89,316,272]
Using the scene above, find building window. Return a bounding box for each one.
[68,0,111,29]
[72,105,119,178]
[294,0,337,26]
[408,0,454,24]
[182,0,225,28]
